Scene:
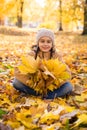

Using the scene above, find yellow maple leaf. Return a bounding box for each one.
[5,120,20,129]
[18,56,40,74]
[16,109,40,129]
[43,59,71,80]
[46,123,62,130]
[40,112,59,125]
[75,93,87,102]
[42,59,71,90]
[47,84,57,91]
[73,114,87,128]
[64,106,75,112]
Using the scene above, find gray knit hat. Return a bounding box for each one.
[36,28,54,44]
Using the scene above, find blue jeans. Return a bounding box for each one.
[13,78,73,99]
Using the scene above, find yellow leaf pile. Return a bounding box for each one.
[18,56,71,95]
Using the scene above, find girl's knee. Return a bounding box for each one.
[13,78,25,89]
[65,82,73,92]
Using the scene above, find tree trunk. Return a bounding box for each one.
[59,0,63,31]
[17,15,22,28]
[17,0,24,28]
[82,0,87,35]
[0,18,4,25]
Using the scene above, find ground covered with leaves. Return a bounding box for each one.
[0,29,87,130]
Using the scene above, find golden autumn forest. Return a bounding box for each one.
[0,0,87,130]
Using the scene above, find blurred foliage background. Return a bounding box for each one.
[0,0,87,34]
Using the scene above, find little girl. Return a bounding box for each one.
[13,28,73,99]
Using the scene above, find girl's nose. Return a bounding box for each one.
[44,41,48,44]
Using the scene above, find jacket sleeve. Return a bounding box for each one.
[14,67,29,86]
[28,51,36,57]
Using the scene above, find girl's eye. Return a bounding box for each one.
[47,40,51,43]
[41,40,45,43]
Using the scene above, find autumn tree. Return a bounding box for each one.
[16,0,24,28]
[82,0,87,34]
[43,0,57,22]
[0,0,15,25]
[62,0,83,30]
[43,0,62,30]
[59,0,63,31]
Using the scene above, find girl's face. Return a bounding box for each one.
[38,37,53,52]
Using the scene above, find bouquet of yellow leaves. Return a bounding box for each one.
[18,56,71,95]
